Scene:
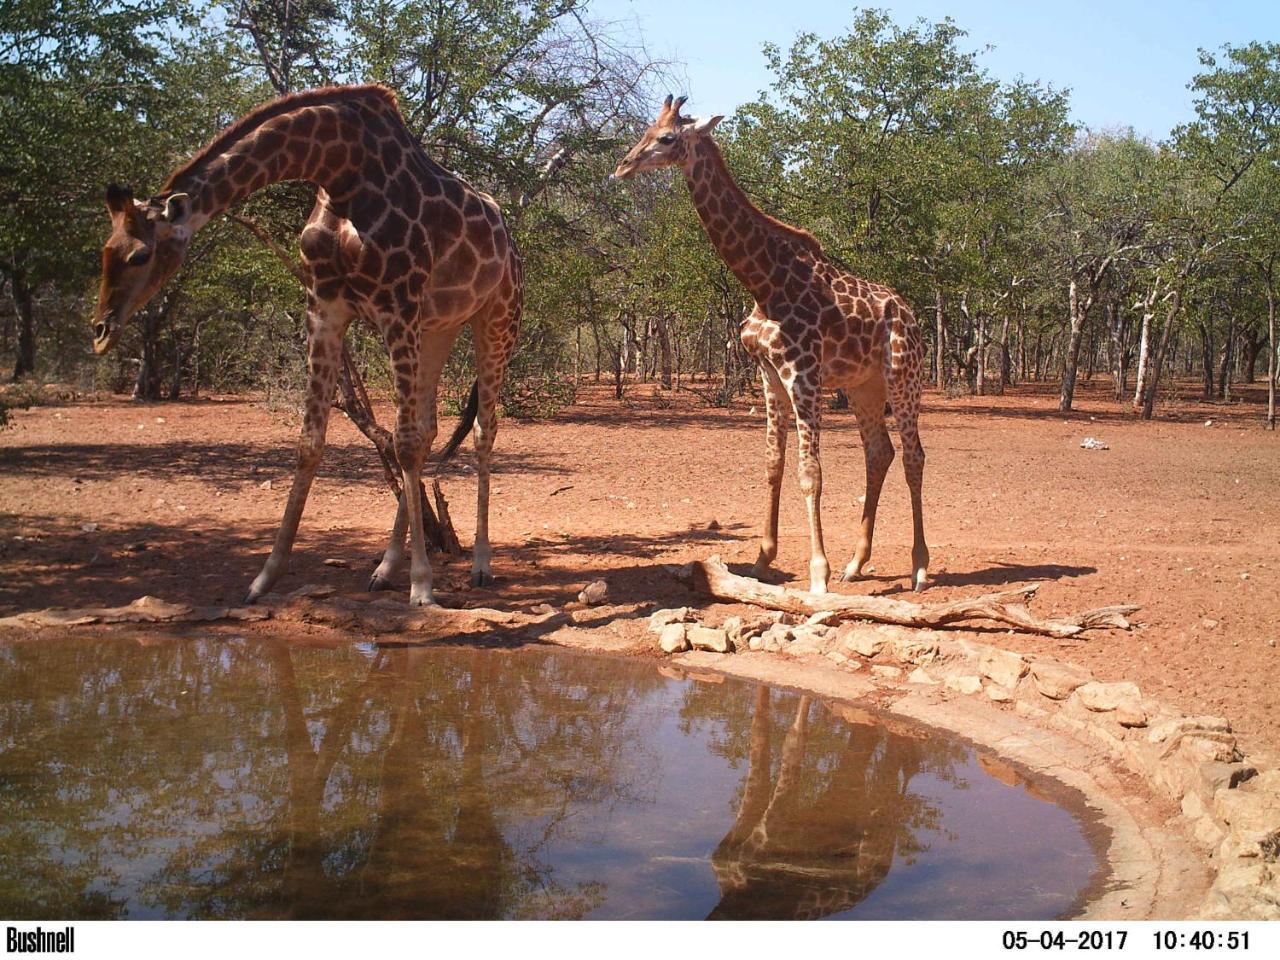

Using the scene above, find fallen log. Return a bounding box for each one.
[677,555,1139,639]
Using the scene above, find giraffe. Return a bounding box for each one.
[92,84,522,606]
[613,95,929,593]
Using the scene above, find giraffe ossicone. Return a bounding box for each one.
[614,95,930,593]
[93,84,522,605]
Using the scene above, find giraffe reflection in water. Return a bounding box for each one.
[0,636,1098,920]
[704,687,948,920]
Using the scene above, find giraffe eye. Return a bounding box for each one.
[658,134,676,145]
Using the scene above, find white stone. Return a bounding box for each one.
[648,607,694,633]
[578,579,609,605]
[978,647,1028,689]
[687,625,731,654]
[658,623,690,654]
[908,667,940,686]
[944,674,982,695]
[1030,659,1092,700]
[870,664,902,680]
[1076,680,1142,713]
[985,683,1014,703]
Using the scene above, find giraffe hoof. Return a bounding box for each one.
[470,570,493,588]
[912,570,929,592]
[368,573,393,593]
[409,591,437,608]
[242,591,259,607]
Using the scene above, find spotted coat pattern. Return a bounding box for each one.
[93,85,522,605]
[614,97,929,592]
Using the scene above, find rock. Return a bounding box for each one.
[648,606,694,633]
[944,674,982,695]
[836,623,888,658]
[978,647,1028,689]
[530,603,558,616]
[658,623,690,654]
[787,624,832,655]
[1076,680,1143,714]
[1115,702,1149,727]
[259,479,273,490]
[805,610,839,627]
[322,558,348,568]
[721,615,744,644]
[985,683,1014,703]
[1149,715,1232,745]
[1031,659,1092,700]
[1080,437,1110,450]
[1202,863,1280,920]
[79,521,99,532]
[761,623,793,645]
[870,664,902,680]
[1202,618,1221,630]
[687,625,731,654]
[908,667,940,686]
[748,636,764,651]
[891,633,940,665]
[707,519,721,531]
[1191,815,1227,850]
[577,579,609,605]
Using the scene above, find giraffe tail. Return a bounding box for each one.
[435,379,479,467]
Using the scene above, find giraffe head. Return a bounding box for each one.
[611,95,723,180]
[91,183,193,354]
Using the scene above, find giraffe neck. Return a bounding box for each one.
[681,136,819,301]
[163,87,408,232]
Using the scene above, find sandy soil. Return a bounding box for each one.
[3,378,1277,763]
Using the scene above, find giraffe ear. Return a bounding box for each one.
[690,115,724,134]
[105,183,134,215]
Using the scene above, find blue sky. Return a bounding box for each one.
[592,1,1279,140]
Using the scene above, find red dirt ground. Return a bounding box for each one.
[3,379,1277,763]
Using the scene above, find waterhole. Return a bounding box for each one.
[0,636,1104,919]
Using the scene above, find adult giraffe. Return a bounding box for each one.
[92,84,522,606]
[613,96,929,592]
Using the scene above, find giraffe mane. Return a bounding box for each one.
[162,84,402,192]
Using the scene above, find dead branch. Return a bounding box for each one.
[678,555,1139,639]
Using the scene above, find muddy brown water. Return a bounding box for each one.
[0,636,1105,920]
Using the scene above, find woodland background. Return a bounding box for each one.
[2,1,1277,426]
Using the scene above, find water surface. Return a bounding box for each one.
[0,636,1103,919]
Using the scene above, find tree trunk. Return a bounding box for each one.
[999,314,1011,388]
[934,285,946,389]
[1217,313,1234,401]
[1141,287,1184,421]
[657,315,672,390]
[679,555,1139,639]
[1266,264,1276,430]
[1133,302,1152,409]
[8,255,35,381]
[133,302,168,401]
[1241,328,1261,383]
[1059,278,1086,412]
[975,312,986,396]
[1199,320,1214,400]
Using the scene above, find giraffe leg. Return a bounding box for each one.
[369,328,456,593]
[749,364,791,580]
[785,375,830,594]
[245,302,349,603]
[890,385,929,591]
[368,494,407,592]
[469,308,517,588]
[842,385,895,581]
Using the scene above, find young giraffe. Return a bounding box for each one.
[92,85,522,605]
[613,96,929,592]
